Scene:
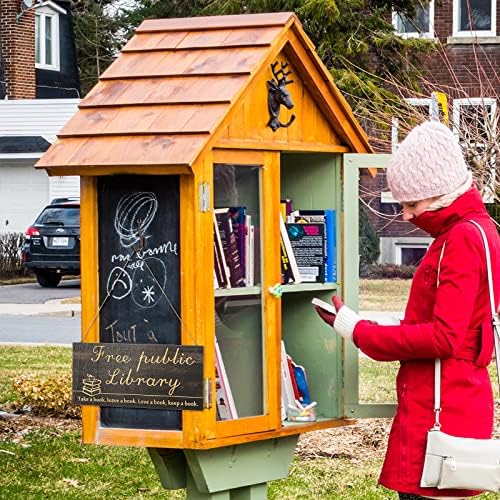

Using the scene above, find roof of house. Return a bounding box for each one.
[0,136,51,154]
[37,12,371,174]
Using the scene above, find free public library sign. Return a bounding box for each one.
[72,343,204,410]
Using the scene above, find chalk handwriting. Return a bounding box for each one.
[105,320,137,343]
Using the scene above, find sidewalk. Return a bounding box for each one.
[0,299,81,317]
[0,299,400,322]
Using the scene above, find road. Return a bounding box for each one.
[0,315,80,344]
[0,279,80,304]
[0,280,81,344]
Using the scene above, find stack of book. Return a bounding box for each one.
[213,207,256,289]
[280,200,336,284]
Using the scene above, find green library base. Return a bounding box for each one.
[148,435,299,499]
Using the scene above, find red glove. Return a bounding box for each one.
[314,295,344,327]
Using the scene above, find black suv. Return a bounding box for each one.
[22,200,80,287]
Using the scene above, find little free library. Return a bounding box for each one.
[37,11,386,499]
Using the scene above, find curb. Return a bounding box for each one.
[0,301,81,317]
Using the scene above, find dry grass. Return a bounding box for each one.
[59,279,410,309]
[60,296,81,304]
[359,279,411,311]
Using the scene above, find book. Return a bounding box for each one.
[215,337,238,420]
[228,207,247,283]
[280,198,293,221]
[312,297,337,315]
[213,214,231,288]
[245,215,253,286]
[279,214,301,284]
[286,222,325,283]
[292,362,312,406]
[214,208,245,287]
[287,355,300,400]
[292,209,336,282]
[280,341,297,420]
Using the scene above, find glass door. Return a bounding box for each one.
[212,151,281,437]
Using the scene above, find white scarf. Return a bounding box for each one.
[425,171,473,212]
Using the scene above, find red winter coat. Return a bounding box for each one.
[353,187,500,497]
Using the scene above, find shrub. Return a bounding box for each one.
[0,232,26,278]
[359,204,380,269]
[13,373,80,418]
[361,263,416,279]
[486,202,500,229]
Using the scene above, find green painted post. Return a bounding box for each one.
[148,448,186,489]
[230,483,268,499]
[150,436,298,499]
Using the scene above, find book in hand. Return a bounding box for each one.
[286,222,325,283]
[311,297,337,315]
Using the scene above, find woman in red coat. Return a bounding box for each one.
[316,121,500,499]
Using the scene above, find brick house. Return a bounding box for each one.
[361,0,499,265]
[0,0,80,234]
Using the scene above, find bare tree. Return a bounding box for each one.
[345,40,499,206]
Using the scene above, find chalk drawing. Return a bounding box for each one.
[114,192,158,248]
[107,266,132,300]
[131,257,166,309]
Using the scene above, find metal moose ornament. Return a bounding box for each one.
[267,61,296,131]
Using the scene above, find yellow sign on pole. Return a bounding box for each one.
[431,92,449,125]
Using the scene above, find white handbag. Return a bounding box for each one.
[420,220,500,492]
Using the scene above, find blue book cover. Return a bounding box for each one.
[294,209,336,282]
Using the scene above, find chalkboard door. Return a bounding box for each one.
[98,175,181,430]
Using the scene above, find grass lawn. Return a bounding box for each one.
[0,277,498,500]
[1,347,497,499]
[359,279,411,311]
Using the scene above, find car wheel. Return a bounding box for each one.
[36,272,62,288]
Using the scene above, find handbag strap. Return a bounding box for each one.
[468,220,500,389]
[433,220,500,430]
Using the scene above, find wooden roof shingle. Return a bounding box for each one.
[37,12,370,174]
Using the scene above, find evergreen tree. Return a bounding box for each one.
[73,0,435,101]
[359,203,380,270]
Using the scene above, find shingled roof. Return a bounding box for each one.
[37,12,370,174]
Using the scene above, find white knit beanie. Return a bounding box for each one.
[387,121,470,202]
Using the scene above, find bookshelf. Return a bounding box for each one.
[280,153,344,423]
[282,283,338,294]
[215,286,261,297]
[211,151,346,432]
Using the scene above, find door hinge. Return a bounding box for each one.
[203,377,212,409]
[199,182,210,212]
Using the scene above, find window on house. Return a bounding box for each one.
[393,1,434,38]
[35,10,59,70]
[453,98,497,201]
[453,0,496,36]
[391,98,432,151]
[398,245,428,266]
